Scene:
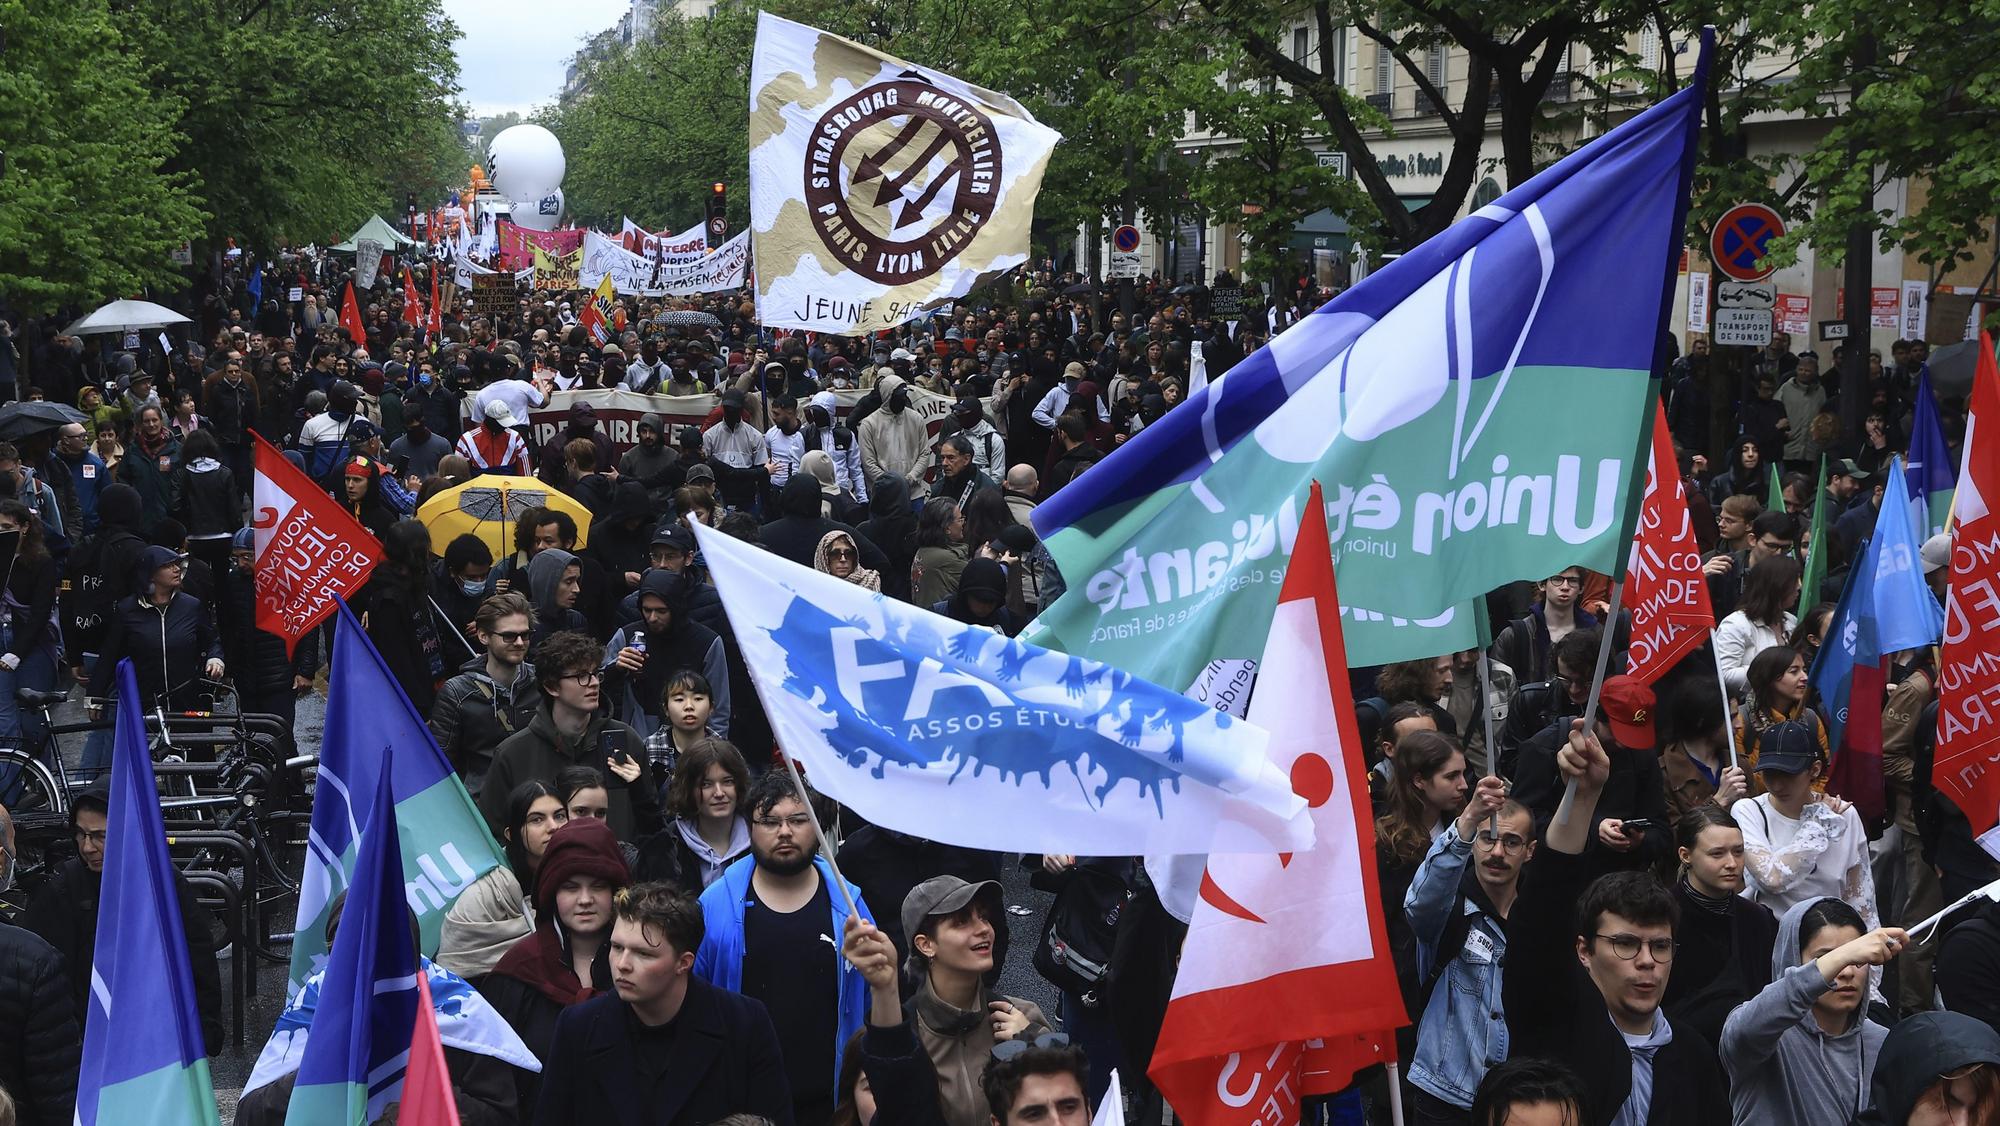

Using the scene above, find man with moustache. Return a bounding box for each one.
[1402,777,1533,1118]
[694,773,874,1126]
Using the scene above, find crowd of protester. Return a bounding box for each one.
[0,253,1992,1126]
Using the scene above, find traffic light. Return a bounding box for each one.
[706,182,728,243]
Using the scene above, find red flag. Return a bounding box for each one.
[400,974,461,1126]
[427,265,442,338]
[339,281,366,348]
[252,433,380,655]
[1622,400,1715,683]
[1935,330,2000,854]
[403,267,423,328]
[1149,481,1406,1124]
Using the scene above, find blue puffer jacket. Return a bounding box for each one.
[694,853,874,1090]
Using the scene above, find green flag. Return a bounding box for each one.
[1767,462,1786,516]
[1801,454,1829,606]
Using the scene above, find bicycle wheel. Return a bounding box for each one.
[0,750,63,816]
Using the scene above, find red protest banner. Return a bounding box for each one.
[1936,330,2000,856]
[251,433,380,655]
[1623,400,1714,683]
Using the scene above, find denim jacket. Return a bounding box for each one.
[1403,822,1511,1107]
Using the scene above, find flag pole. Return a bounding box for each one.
[1711,636,1740,769]
[1555,580,1624,826]
[1479,648,1503,836]
[779,750,862,920]
[1385,1061,1407,1126]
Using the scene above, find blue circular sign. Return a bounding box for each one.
[1113,225,1141,253]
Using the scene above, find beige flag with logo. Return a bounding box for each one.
[749,11,1060,335]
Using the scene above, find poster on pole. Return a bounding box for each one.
[1687,273,1710,333]
[355,239,385,290]
[1902,280,1930,340]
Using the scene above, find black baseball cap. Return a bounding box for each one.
[1753,720,1820,775]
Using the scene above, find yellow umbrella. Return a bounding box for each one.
[416,477,592,557]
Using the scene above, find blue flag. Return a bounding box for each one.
[1813,455,1945,749]
[688,522,1310,855]
[287,599,504,997]
[76,660,222,1126]
[246,260,264,313]
[1024,42,1708,689]
[1908,364,1956,539]
[286,766,420,1124]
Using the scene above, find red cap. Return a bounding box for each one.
[1597,675,1656,748]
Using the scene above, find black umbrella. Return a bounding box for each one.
[0,400,86,442]
[1172,283,1202,295]
[652,310,722,331]
[1062,282,1096,296]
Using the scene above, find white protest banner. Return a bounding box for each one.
[621,218,708,265]
[355,238,385,290]
[509,385,953,457]
[658,231,751,295]
[748,12,1059,334]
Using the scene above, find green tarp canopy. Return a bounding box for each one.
[330,214,415,251]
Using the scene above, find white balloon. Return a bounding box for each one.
[510,189,564,232]
[486,124,566,200]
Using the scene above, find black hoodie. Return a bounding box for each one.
[608,570,730,736]
[858,473,917,601]
[587,480,654,586]
[760,474,891,575]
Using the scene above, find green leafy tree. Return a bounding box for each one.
[0,0,206,310]
[110,0,463,251]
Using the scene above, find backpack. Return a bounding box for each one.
[1033,862,1133,1002]
[62,528,142,658]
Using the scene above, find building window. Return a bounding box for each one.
[1427,46,1446,91]
[1331,27,1348,85]
[1293,26,1310,67]
[1374,43,1392,96]
[1640,26,1660,69]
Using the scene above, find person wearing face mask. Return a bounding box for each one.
[219,528,318,755]
[802,393,867,506]
[765,394,807,488]
[701,389,770,512]
[859,372,930,502]
[20,780,224,1055]
[618,413,682,508]
[390,411,453,480]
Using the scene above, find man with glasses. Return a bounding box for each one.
[478,629,651,841]
[1708,510,1798,620]
[695,771,874,1126]
[19,780,222,1057]
[1503,719,1728,1124]
[1403,776,1534,1117]
[433,592,541,797]
[1492,567,1593,684]
[52,422,104,536]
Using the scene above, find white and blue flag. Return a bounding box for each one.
[691,523,1311,854]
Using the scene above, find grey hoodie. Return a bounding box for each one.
[524,547,585,639]
[1719,896,1887,1126]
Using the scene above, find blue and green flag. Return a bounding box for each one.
[287,599,505,998]
[1026,54,1706,688]
[76,660,222,1126]
[1908,364,1956,539]
[285,760,419,1125]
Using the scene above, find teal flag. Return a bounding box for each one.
[287,600,505,998]
[1026,56,1705,688]
[77,660,221,1126]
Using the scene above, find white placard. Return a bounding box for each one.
[1688,273,1710,333]
[1902,279,1929,340]
[1714,307,1773,347]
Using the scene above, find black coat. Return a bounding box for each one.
[1503,848,1729,1125]
[532,977,795,1126]
[0,921,78,1126]
[171,461,241,538]
[217,567,318,695]
[761,475,891,574]
[857,1020,949,1126]
[18,860,222,1055]
[88,591,221,709]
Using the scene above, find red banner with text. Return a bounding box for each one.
[1623,401,1715,683]
[251,434,381,655]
